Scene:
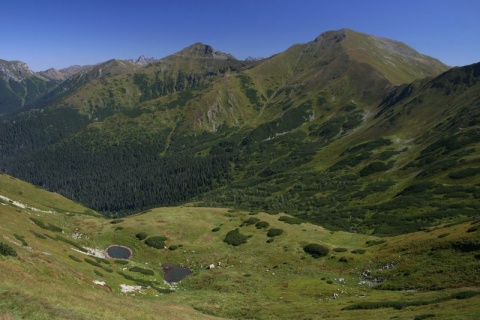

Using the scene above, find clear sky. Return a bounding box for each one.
[1,0,479,71]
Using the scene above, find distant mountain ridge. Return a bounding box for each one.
[2,29,479,236]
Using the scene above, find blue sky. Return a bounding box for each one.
[1,0,479,71]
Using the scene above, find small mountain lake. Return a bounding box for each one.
[106,245,132,259]
[162,264,192,283]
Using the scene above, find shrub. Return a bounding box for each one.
[351,249,366,254]
[114,260,129,265]
[0,242,17,256]
[266,238,274,243]
[84,258,102,267]
[14,234,28,247]
[255,221,270,229]
[267,228,284,238]
[333,247,348,252]
[437,232,450,238]
[303,243,329,258]
[94,270,104,277]
[339,257,348,263]
[278,216,303,225]
[467,226,478,233]
[68,255,82,262]
[29,218,63,233]
[414,314,435,320]
[359,161,393,177]
[30,230,47,239]
[242,217,260,226]
[130,266,155,276]
[224,229,249,246]
[110,219,124,224]
[135,232,148,240]
[211,227,221,232]
[365,240,386,246]
[145,236,167,249]
[168,245,178,251]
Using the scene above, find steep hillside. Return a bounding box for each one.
[1,174,479,319]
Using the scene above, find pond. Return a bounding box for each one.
[106,245,132,259]
[161,264,192,283]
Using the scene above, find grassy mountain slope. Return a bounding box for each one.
[1,174,479,319]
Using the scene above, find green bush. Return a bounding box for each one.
[94,270,104,277]
[467,226,478,233]
[84,258,102,267]
[110,219,124,224]
[168,245,178,251]
[145,236,167,249]
[135,232,148,240]
[29,218,63,233]
[211,227,221,232]
[303,243,329,258]
[437,232,450,238]
[414,314,435,320]
[267,228,284,238]
[278,216,303,225]
[255,221,270,229]
[223,229,249,246]
[0,242,17,256]
[448,167,480,179]
[266,238,274,243]
[333,247,348,252]
[242,217,260,226]
[359,161,393,177]
[365,240,386,246]
[14,234,28,247]
[351,249,366,254]
[114,260,129,265]
[30,230,47,239]
[130,266,155,276]
[68,255,82,262]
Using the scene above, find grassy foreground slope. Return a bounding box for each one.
[1,174,479,319]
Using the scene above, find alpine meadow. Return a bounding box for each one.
[1,28,479,319]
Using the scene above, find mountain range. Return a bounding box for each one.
[0,28,479,319]
[0,28,478,235]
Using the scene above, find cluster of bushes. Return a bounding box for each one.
[130,266,155,276]
[223,229,249,246]
[359,161,393,177]
[278,216,303,225]
[68,255,82,262]
[449,167,480,179]
[135,232,148,240]
[242,217,259,226]
[0,242,17,256]
[303,243,329,258]
[144,236,167,249]
[255,221,269,229]
[14,234,28,247]
[30,230,47,239]
[29,218,62,233]
[267,228,284,237]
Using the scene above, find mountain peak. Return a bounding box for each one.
[177,42,236,60]
[0,59,41,81]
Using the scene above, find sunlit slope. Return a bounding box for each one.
[1,174,479,319]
